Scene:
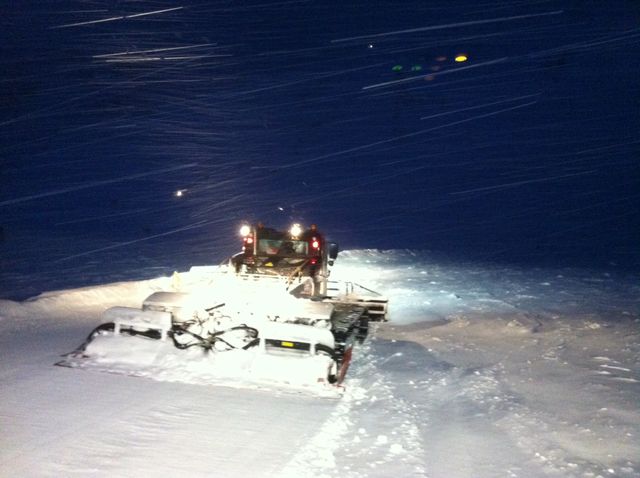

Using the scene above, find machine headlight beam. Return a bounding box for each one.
[239,224,251,237]
[290,223,303,238]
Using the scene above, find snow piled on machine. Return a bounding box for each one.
[1,249,639,478]
[55,269,345,396]
[62,331,337,395]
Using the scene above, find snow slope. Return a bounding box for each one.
[1,250,639,477]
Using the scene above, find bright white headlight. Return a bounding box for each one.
[239,224,251,237]
[290,223,303,237]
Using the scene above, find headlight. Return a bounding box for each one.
[290,223,303,238]
[239,224,251,237]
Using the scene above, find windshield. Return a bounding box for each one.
[257,239,309,256]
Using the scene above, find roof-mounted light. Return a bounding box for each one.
[239,224,251,237]
[290,223,303,238]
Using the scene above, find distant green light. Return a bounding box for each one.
[392,65,403,72]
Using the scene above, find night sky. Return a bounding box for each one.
[1,1,639,298]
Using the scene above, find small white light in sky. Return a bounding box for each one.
[278,207,284,211]
[368,44,374,49]
[175,189,186,197]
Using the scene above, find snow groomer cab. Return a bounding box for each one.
[232,223,339,296]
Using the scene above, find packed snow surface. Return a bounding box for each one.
[1,250,638,477]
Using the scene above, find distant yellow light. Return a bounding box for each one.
[455,54,468,62]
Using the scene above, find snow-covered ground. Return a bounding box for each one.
[1,250,638,477]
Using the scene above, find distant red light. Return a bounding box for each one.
[310,258,318,265]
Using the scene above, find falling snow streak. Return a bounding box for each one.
[92,43,219,59]
[260,100,539,170]
[448,170,599,196]
[0,164,198,207]
[331,10,564,43]
[526,28,640,58]
[419,94,541,120]
[50,7,185,29]
[362,57,509,90]
[52,219,215,263]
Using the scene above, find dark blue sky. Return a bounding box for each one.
[1,1,639,298]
